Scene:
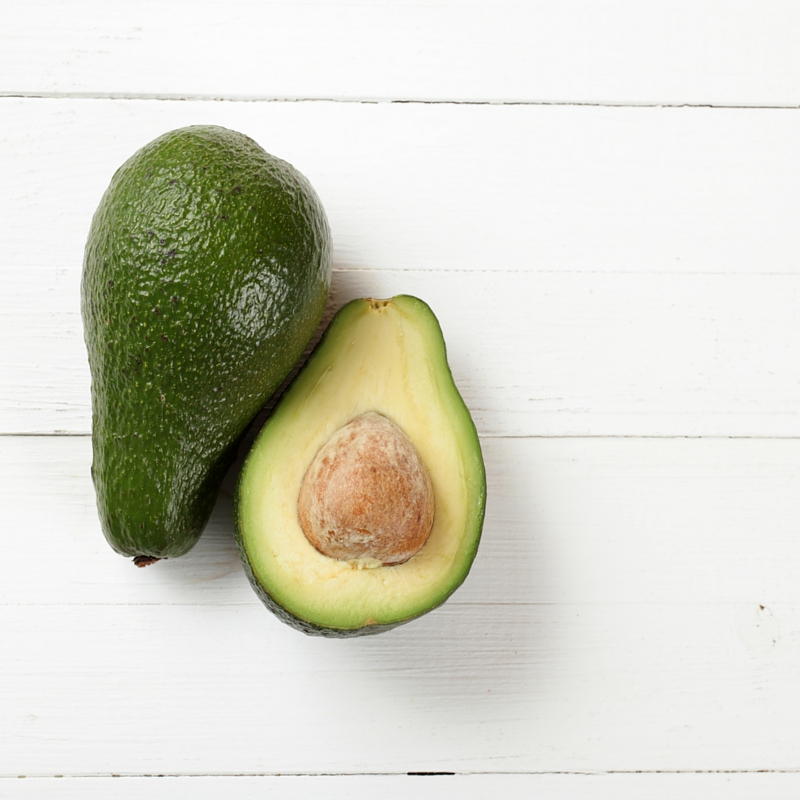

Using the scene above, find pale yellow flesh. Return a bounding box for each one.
[239,297,481,629]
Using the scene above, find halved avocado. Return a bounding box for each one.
[234,295,486,637]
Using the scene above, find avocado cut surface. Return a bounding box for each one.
[82,125,332,561]
[235,296,486,636]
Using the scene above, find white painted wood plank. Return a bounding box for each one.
[5,100,800,437]
[4,773,800,800]
[3,266,799,436]
[2,601,799,774]
[3,436,800,609]
[3,2,800,106]
[2,436,799,773]
[5,99,800,277]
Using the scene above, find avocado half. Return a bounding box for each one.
[235,295,486,637]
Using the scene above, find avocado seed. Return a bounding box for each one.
[298,412,434,565]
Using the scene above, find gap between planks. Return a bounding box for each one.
[0,601,787,608]
[5,769,800,777]
[3,432,800,440]
[1,93,799,110]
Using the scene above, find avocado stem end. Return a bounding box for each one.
[133,555,162,568]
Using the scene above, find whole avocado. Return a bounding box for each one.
[82,125,332,562]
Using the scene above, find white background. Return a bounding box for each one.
[2,2,799,797]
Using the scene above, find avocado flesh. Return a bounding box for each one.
[82,125,332,560]
[235,295,486,636]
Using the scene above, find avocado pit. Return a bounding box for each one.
[297,412,434,565]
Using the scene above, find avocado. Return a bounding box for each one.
[234,296,486,636]
[82,125,332,562]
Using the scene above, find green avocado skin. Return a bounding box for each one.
[82,125,332,559]
[236,549,412,638]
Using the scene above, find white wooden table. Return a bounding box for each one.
[2,3,799,797]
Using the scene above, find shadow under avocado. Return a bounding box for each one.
[315,428,554,718]
[159,266,558,716]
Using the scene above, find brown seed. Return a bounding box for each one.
[298,412,434,565]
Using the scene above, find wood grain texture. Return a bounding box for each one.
[4,99,800,435]
[2,2,799,105]
[3,603,798,774]
[4,265,799,436]
[5,98,800,276]
[3,774,800,799]
[1,436,799,774]
[3,436,799,608]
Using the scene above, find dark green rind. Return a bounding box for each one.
[234,295,486,638]
[234,528,411,638]
[82,125,332,559]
